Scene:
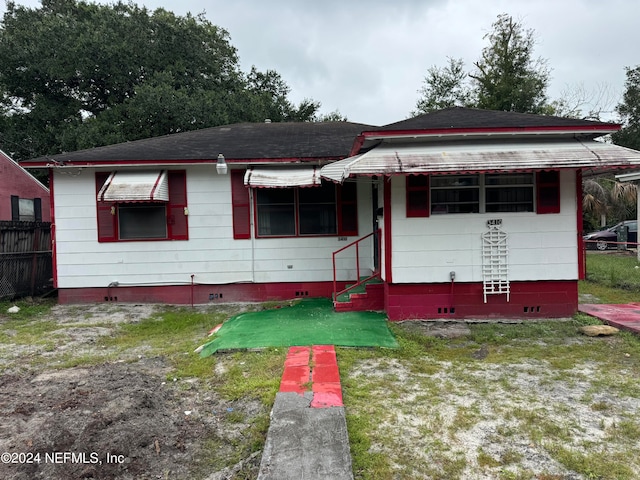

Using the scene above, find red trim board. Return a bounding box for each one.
[57,281,349,305]
[56,279,577,321]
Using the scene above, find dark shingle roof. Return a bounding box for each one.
[377,107,619,131]
[23,121,376,164]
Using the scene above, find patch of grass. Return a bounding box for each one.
[545,442,636,480]
[477,448,501,468]
[590,400,610,411]
[609,418,640,441]
[346,414,393,479]
[500,449,523,465]
[53,352,118,368]
[213,349,285,405]
[0,298,55,321]
[0,319,61,345]
[584,252,640,291]
[579,280,640,304]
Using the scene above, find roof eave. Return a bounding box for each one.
[21,156,346,169]
[358,126,620,141]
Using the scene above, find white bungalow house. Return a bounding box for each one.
[22,108,640,320]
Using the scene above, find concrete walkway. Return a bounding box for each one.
[579,303,640,335]
[257,345,354,480]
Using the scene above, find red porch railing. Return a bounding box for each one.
[332,229,381,302]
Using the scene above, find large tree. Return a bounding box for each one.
[612,66,640,150]
[414,14,550,115]
[412,57,473,115]
[0,0,320,160]
[471,14,550,113]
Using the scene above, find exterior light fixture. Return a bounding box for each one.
[216,153,228,175]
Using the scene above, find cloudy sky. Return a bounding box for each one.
[2,0,638,125]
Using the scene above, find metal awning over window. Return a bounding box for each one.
[320,139,640,183]
[244,167,321,188]
[97,171,169,202]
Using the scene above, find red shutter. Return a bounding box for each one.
[406,175,430,217]
[167,170,188,240]
[337,182,358,236]
[231,170,251,239]
[95,172,117,242]
[536,171,560,214]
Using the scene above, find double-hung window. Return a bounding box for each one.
[431,175,480,214]
[255,181,355,237]
[95,170,188,242]
[485,173,534,212]
[406,171,560,216]
[231,168,358,239]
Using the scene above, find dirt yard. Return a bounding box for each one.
[0,303,265,480]
[2,301,639,479]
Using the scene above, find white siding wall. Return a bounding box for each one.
[54,167,373,288]
[390,170,578,284]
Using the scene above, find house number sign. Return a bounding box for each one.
[487,219,503,227]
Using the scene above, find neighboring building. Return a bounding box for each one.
[0,150,50,222]
[21,108,640,319]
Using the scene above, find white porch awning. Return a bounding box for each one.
[244,167,321,188]
[98,171,169,202]
[320,140,640,183]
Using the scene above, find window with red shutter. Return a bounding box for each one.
[167,171,188,240]
[96,172,117,242]
[95,170,188,242]
[536,170,561,214]
[338,182,358,236]
[406,175,430,217]
[231,170,251,239]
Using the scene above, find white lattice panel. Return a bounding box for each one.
[482,223,510,302]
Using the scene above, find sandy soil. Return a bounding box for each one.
[2,303,639,479]
[0,303,264,480]
[348,321,640,479]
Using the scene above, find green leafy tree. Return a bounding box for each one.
[414,14,550,116]
[245,67,320,123]
[612,66,640,150]
[470,14,550,113]
[314,110,348,122]
[412,57,473,115]
[0,0,319,160]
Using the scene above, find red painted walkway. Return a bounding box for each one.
[579,304,640,335]
[280,345,344,408]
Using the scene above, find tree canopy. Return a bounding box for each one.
[413,13,550,115]
[0,0,322,160]
[612,66,640,150]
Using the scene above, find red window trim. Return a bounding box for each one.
[536,170,561,214]
[231,170,251,239]
[337,182,358,236]
[250,181,358,238]
[95,170,188,242]
[406,175,430,217]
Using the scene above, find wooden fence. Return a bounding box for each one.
[0,221,53,300]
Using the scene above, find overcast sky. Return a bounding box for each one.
[2,0,638,126]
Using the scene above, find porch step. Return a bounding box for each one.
[334,282,384,312]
